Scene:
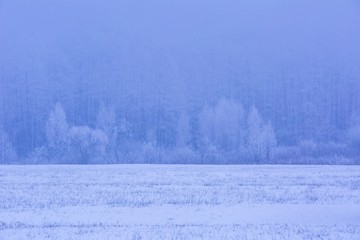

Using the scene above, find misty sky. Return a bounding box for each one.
[1,0,359,57]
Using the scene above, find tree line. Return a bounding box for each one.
[1,98,359,164]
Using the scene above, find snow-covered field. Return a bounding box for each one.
[0,165,359,239]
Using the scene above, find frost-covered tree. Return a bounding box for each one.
[141,129,160,163]
[199,99,246,152]
[0,126,17,163]
[198,99,246,163]
[247,107,277,163]
[347,124,360,159]
[347,112,360,163]
[68,126,108,164]
[96,104,118,162]
[262,123,277,161]
[45,103,69,162]
[213,99,246,151]
[198,104,215,151]
[176,112,191,148]
[247,107,264,162]
[27,146,48,164]
[172,112,199,163]
[116,118,134,163]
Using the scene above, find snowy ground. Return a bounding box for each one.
[0,165,359,239]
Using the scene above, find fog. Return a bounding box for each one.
[0,0,360,163]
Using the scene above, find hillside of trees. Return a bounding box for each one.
[0,0,360,164]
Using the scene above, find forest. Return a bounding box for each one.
[0,0,360,164]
